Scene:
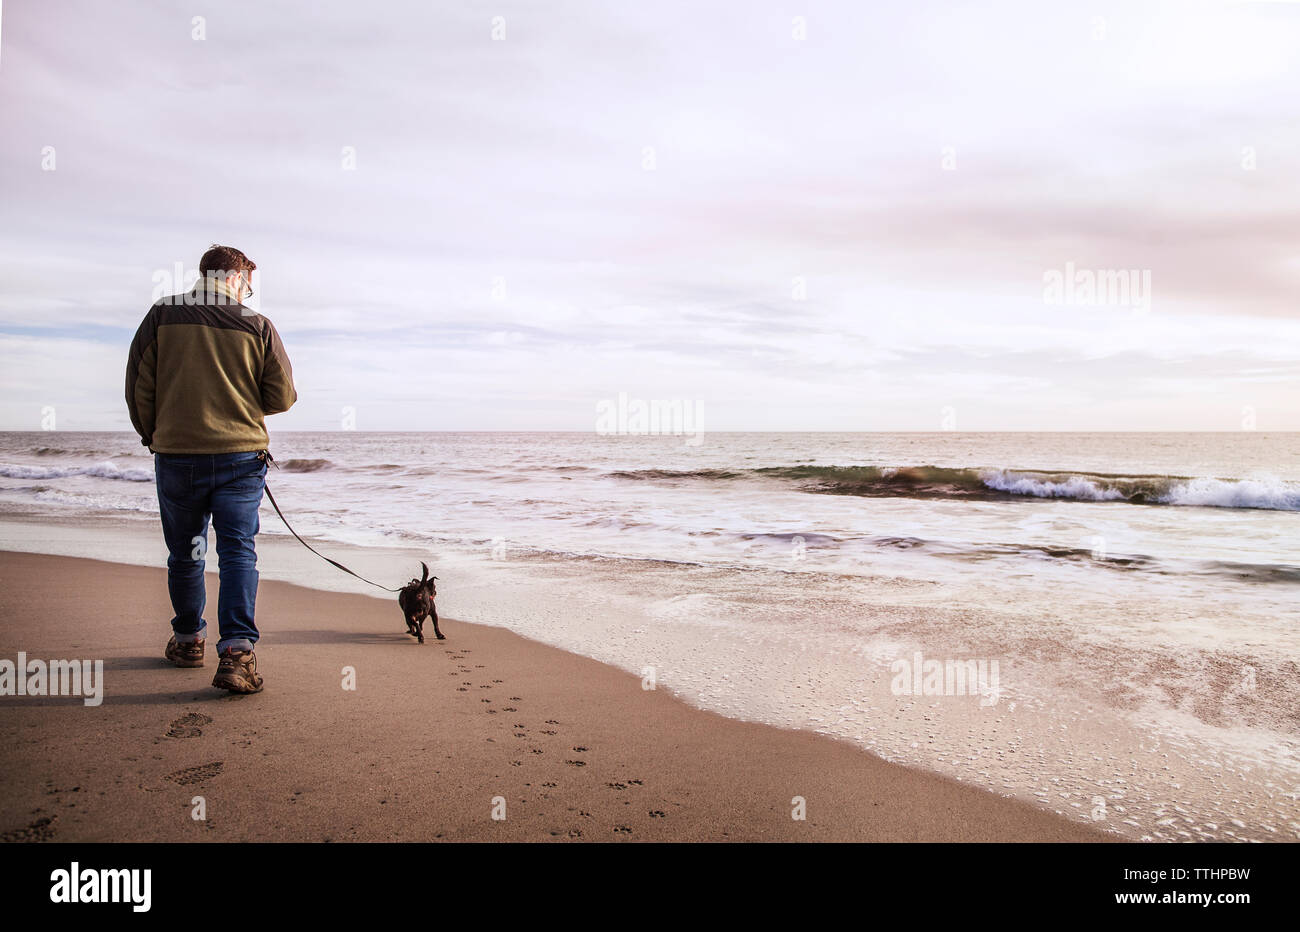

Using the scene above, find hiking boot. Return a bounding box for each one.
[212,649,264,694]
[165,635,205,668]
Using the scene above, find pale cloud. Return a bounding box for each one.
[1,0,1298,432]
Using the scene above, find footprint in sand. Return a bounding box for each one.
[165,712,213,739]
[0,815,58,843]
[613,825,632,835]
[565,760,587,768]
[166,762,224,786]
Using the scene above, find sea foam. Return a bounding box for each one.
[0,461,153,482]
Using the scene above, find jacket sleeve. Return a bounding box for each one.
[260,319,298,416]
[125,307,159,446]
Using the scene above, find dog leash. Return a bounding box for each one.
[256,450,403,593]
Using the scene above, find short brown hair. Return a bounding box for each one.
[199,244,256,277]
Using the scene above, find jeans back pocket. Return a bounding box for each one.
[157,460,195,501]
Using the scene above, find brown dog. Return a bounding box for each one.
[397,562,442,643]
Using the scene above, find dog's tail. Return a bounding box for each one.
[420,561,429,586]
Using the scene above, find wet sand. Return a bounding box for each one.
[0,551,1111,842]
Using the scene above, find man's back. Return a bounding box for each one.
[129,244,294,693]
[126,284,296,453]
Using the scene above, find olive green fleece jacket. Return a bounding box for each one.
[125,281,297,453]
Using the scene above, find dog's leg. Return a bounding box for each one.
[430,606,445,640]
[415,617,425,644]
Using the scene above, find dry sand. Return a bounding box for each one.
[0,551,1110,842]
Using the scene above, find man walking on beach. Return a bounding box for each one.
[125,245,297,693]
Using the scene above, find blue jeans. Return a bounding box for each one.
[155,450,267,655]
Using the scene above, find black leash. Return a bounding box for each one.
[256,450,403,593]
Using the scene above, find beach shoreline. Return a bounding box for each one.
[2,499,1297,843]
[0,549,1113,842]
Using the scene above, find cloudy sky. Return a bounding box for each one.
[1,0,1298,431]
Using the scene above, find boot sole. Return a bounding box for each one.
[212,674,263,694]
[165,647,205,668]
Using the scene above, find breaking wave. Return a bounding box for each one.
[0,461,153,482]
[608,465,1300,511]
[277,458,333,473]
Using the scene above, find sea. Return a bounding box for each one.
[1,430,1297,841]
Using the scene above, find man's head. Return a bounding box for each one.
[199,244,256,302]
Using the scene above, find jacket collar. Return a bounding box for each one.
[191,276,247,308]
